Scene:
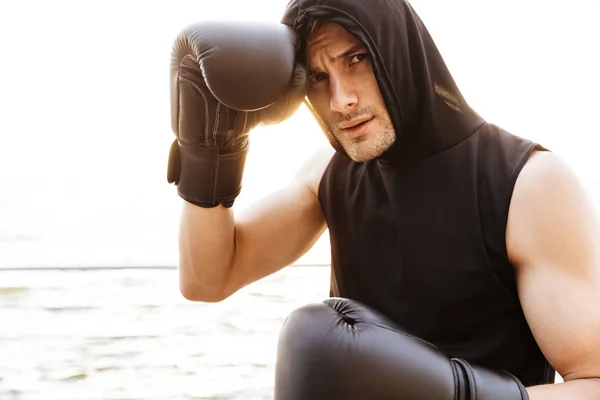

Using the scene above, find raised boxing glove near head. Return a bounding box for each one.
[167,21,307,208]
[274,298,529,400]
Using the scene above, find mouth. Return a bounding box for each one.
[338,117,374,138]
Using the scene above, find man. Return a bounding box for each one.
[167,0,600,398]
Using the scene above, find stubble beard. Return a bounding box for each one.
[339,117,396,162]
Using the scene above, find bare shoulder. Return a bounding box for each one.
[507,149,599,267]
[293,146,336,196]
[515,150,577,186]
[511,150,588,207]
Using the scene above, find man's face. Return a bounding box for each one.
[306,22,396,162]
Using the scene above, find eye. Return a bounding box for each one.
[350,53,369,65]
[310,72,327,84]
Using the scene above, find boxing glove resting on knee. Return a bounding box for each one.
[274,298,529,399]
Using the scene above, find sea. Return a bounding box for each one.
[0,266,331,400]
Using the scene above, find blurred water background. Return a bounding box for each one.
[1,0,598,398]
[0,267,330,400]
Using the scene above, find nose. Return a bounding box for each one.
[330,75,358,113]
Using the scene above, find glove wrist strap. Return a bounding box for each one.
[451,358,530,400]
[169,140,249,208]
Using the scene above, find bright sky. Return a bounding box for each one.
[0,0,599,266]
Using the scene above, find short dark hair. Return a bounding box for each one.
[305,18,323,39]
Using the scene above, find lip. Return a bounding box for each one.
[338,117,374,138]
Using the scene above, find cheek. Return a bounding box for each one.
[364,85,390,124]
[361,71,385,104]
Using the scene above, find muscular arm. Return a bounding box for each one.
[506,151,600,398]
[179,147,334,302]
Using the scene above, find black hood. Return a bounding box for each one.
[282,0,486,164]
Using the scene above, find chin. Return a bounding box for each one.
[344,144,383,163]
[342,138,393,162]
[335,125,396,162]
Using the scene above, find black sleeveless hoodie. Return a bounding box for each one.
[282,0,555,387]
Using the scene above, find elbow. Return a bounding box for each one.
[179,280,229,303]
[178,264,232,303]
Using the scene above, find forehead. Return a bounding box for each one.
[306,22,361,64]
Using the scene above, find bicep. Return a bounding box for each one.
[516,256,600,380]
[507,151,600,380]
[223,147,333,296]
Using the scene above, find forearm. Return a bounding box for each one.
[527,378,600,399]
[178,200,236,301]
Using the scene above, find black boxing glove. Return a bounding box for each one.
[274,298,529,400]
[167,21,307,208]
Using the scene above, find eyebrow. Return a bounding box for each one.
[309,42,366,75]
